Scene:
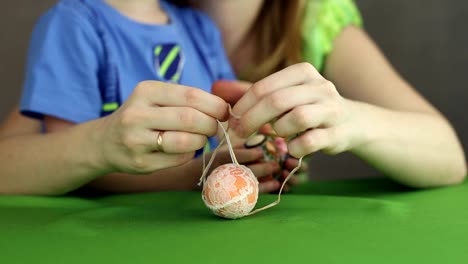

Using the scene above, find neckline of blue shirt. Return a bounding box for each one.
[93,0,179,31]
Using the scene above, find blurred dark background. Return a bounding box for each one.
[0,0,466,179]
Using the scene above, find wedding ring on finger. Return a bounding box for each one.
[155,131,165,152]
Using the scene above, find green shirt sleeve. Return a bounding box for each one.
[301,0,363,72]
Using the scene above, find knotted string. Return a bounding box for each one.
[199,105,304,216]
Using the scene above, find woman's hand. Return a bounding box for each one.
[228,63,360,158]
[212,80,307,192]
[206,143,282,193]
[95,81,230,175]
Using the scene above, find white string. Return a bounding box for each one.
[198,136,225,186]
[247,156,303,215]
[216,120,239,166]
[199,105,239,186]
[228,106,241,119]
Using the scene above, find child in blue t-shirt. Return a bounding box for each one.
[21,0,235,118]
[17,0,242,192]
[20,0,234,143]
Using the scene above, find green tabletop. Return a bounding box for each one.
[1,178,467,264]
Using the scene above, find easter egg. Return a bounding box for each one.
[202,163,259,219]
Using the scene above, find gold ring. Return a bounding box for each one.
[155,131,165,152]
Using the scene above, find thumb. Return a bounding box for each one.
[212,80,252,106]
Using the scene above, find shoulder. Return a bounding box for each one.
[301,0,362,72]
[316,0,362,25]
[34,0,99,35]
[29,0,103,56]
[27,0,104,70]
[302,0,362,36]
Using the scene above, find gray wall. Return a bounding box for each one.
[357,0,467,149]
[0,1,466,179]
[0,1,56,118]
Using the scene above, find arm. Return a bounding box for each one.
[0,107,42,137]
[42,80,281,194]
[46,116,281,194]
[0,108,107,195]
[229,27,465,188]
[324,26,466,187]
[0,82,231,195]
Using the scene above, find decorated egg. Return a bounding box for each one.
[202,163,259,219]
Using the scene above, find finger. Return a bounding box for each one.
[280,169,301,185]
[236,84,319,137]
[284,158,299,171]
[141,107,218,136]
[233,63,322,117]
[248,161,280,178]
[233,148,264,163]
[258,180,281,193]
[133,81,229,121]
[140,130,207,153]
[288,128,337,158]
[211,80,251,106]
[259,123,274,135]
[273,104,335,137]
[258,175,274,183]
[214,147,264,166]
[284,157,309,173]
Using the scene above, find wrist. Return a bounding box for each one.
[342,99,376,153]
[80,118,114,176]
[345,100,401,157]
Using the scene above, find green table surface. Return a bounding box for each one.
[1,178,467,264]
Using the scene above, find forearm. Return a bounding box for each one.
[0,120,107,195]
[85,156,205,193]
[348,100,466,188]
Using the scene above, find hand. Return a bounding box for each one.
[96,81,229,174]
[228,63,359,158]
[212,80,251,106]
[256,140,308,192]
[206,142,282,193]
[212,80,308,192]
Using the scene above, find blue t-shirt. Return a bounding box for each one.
[20,0,235,123]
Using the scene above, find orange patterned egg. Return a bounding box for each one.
[202,163,259,219]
